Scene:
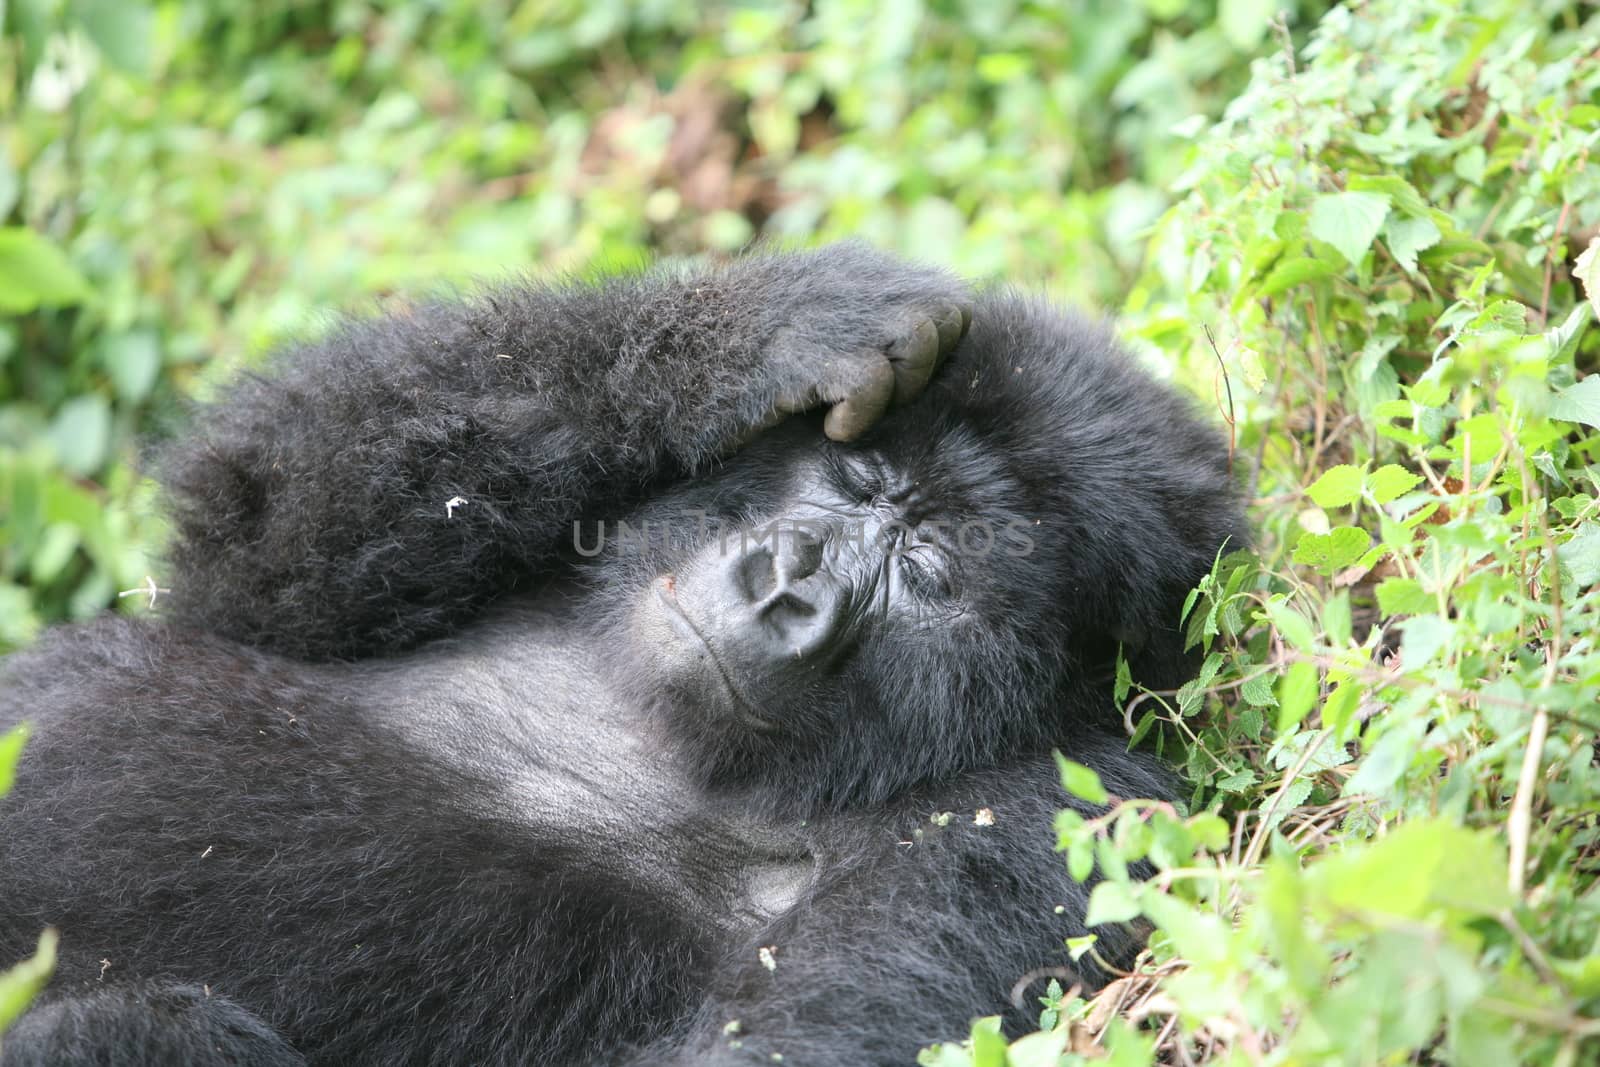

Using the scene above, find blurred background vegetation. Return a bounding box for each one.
[4,1,1600,1064]
[0,0,1330,642]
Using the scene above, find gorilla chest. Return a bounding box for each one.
[366,619,820,931]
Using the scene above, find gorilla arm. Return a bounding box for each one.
[159,244,969,660]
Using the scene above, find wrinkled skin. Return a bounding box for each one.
[0,244,1245,1067]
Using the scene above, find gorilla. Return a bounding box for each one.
[0,244,1243,1066]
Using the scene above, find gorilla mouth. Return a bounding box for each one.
[652,577,778,732]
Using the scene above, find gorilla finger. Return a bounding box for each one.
[933,300,973,355]
[824,359,895,441]
[886,318,941,407]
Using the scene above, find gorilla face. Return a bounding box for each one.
[601,406,1112,815]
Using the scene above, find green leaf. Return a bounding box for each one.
[1218,0,1273,49]
[969,1017,1006,1067]
[1265,599,1316,651]
[101,330,162,404]
[1306,465,1364,508]
[974,53,1029,84]
[1384,214,1441,273]
[1085,881,1142,926]
[0,928,56,1033]
[1276,660,1319,733]
[1240,673,1278,707]
[1575,237,1600,316]
[1550,376,1600,429]
[1054,754,1109,805]
[48,394,112,477]
[73,0,154,73]
[1292,527,1370,573]
[1557,522,1600,586]
[1258,255,1339,297]
[1346,174,1432,219]
[1376,577,1432,616]
[0,725,28,796]
[1067,838,1094,882]
[1551,954,1600,998]
[1308,192,1391,267]
[1368,464,1424,504]
[1399,614,1455,668]
[1545,303,1593,363]
[0,228,91,313]
[1321,682,1362,736]
[1004,1030,1068,1067]
[1323,590,1351,647]
[1310,818,1512,922]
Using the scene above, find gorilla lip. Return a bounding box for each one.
[652,576,777,731]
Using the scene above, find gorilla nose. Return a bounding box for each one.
[722,528,844,665]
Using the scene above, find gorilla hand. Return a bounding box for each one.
[772,294,971,441]
[738,243,973,442]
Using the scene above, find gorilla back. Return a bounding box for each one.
[0,245,1245,1066]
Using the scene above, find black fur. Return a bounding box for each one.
[0,244,1244,1066]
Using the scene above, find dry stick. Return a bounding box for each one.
[1537,201,1573,331]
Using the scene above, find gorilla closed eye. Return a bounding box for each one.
[0,244,1246,1067]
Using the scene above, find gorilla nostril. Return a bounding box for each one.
[736,546,778,601]
[781,534,824,581]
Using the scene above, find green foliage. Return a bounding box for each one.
[0,0,1326,649]
[1071,0,1600,1062]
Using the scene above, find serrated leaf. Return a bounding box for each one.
[1216,768,1257,793]
[1309,192,1390,267]
[1368,464,1424,504]
[1263,776,1314,832]
[1306,465,1364,508]
[1384,214,1441,273]
[1347,174,1432,219]
[1292,527,1371,573]
[1240,673,1278,707]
